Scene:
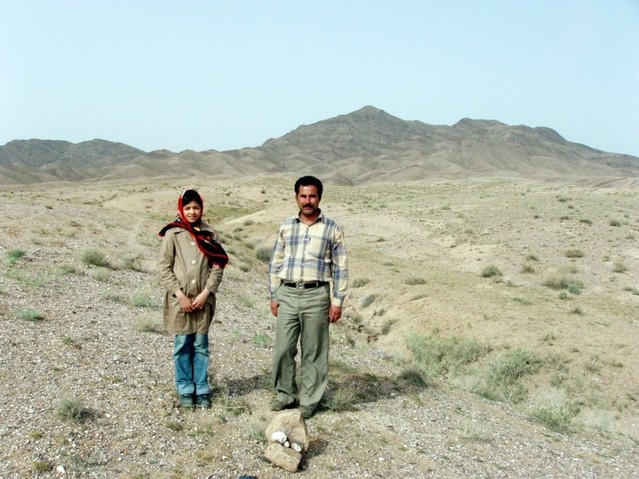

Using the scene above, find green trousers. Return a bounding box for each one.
[273,283,330,409]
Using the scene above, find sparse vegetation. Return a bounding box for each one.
[406,333,492,379]
[255,246,271,263]
[530,405,579,433]
[81,248,112,268]
[1,176,637,476]
[351,277,370,288]
[57,398,93,423]
[612,261,627,273]
[6,249,26,266]
[481,265,502,278]
[131,292,160,308]
[254,333,273,348]
[16,307,44,321]
[404,276,427,285]
[543,271,584,294]
[360,294,377,308]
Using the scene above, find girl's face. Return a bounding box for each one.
[182,200,202,224]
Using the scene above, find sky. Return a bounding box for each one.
[1,1,638,156]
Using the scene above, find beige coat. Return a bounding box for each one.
[159,223,224,335]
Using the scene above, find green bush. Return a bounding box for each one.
[530,405,578,433]
[406,333,491,378]
[17,307,44,321]
[6,249,26,266]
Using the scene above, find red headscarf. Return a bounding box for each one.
[158,189,229,269]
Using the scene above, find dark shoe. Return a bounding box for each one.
[299,406,315,419]
[196,394,211,409]
[270,399,297,411]
[179,394,195,409]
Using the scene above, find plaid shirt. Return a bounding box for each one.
[268,211,348,307]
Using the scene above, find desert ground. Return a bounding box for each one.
[0,174,637,478]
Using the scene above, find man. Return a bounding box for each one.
[268,175,348,419]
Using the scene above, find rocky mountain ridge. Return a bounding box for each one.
[2,106,638,185]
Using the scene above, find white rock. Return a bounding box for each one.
[271,431,287,444]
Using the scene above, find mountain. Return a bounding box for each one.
[1,106,638,185]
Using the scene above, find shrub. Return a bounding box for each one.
[530,405,578,433]
[381,319,396,335]
[57,398,93,422]
[131,293,160,309]
[612,261,627,273]
[543,272,583,294]
[360,294,377,308]
[351,277,370,288]
[481,265,502,278]
[565,249,584,258]
[397,367,430,389]
[406,333,491,378]
[255,246,272,263]
[32,461,54,473]
[6,249,26,266]
[81,249,111,268]
[122,253,143,271]
[254,333,273,348]
[137,318,163,334]
[488,349,542,385]
[404,276,427,285]
[17,307,44,321]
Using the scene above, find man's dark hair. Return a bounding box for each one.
[294,175,323,199]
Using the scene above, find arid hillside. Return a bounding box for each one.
[0,173,637,478]
[2,106,638,186]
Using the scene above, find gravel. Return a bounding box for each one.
[1,188,637,479]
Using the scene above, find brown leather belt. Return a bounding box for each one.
[283,281,328,290]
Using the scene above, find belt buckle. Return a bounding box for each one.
[296,282,305,290]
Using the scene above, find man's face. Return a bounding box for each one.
[296,185,321,218]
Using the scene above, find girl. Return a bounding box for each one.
[158,189,228,409]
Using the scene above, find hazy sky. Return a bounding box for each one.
[2,1,638,156]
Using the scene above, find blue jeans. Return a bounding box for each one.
[173,333,210,396]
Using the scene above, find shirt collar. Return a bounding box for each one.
[294,210,324,225]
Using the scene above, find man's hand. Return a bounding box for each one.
[329,305,342,323]
[270,300,279,317]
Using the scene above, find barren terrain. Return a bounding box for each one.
[1,174,638,478]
